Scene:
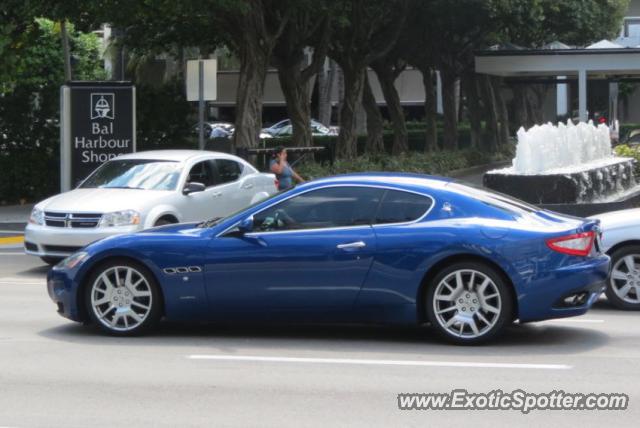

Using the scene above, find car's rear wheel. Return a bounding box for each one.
[84,260,161,335]
[41,256,63,266]
[426,262,513,345]
[606,245,640,310]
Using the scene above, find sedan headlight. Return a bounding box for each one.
[29,207,44,225]
[99,210,141,227]
[55,251,89,270]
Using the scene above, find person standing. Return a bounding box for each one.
[269,146,305,191]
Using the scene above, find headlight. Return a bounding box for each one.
[55,251,89,270]
[29,208,44,225]
[99,210,141,227]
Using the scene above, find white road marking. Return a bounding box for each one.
[0,251,26,255]
[0,277,44,286]
[187,354,571,370]
[543,319,605,324]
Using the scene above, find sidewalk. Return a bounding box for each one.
[0,204,32,226]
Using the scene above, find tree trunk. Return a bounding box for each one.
[362,73,384,154]
[491,77,510,146]
[513,86,530,129]
[373,64,407,154]
[318,59,337,126]
[479,75,499,152]
[233,41,270,150]
[277,61,312,147]
[60,21,72,81]
[463,74,482,149]
[441,69,458,150]
[421,67,438,151]
[336,64,366,159]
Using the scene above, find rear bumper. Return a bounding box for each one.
[517,255,610,322]
[25,223,139,258]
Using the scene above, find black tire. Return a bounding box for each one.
[154,217,176,227]
[425,261,513,345]
[41,256,63,266]
[84,259,162,336]
[606,245,640,310]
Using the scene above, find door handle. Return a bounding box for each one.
[336,241,366,249]
[241,183,254,189]
[212,191,222,197]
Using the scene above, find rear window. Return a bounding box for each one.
[374,190,432,224]
[447,182,539,214]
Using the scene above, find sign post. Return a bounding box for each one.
[60,82,136,192]
[186,59,217,150]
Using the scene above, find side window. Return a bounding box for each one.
[254,187,384,232]
[374,190,432,224]
[187,161,215,188]
[214,159,243,184]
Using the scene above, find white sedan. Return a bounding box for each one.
[591,208,640,309]
[25,150,277,264]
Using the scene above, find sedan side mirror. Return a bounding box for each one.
[237,216,254,234]
[183,182,206,195]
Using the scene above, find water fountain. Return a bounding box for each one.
[483,120,638,215]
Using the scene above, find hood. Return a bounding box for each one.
[37,188,171,213]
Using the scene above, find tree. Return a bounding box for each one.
[329,0,408,159]
[370,40,409,154]
[272,1,331,147]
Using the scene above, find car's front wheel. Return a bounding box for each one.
[84,260,162,335]
[426,261,513,345]
[606,245,640,310]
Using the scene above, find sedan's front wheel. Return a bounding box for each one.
[606,245,640,310]
[85,260,161,335]
[426,262,513,345]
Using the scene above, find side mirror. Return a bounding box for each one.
[237,216,254,234]
[183,182,205,195]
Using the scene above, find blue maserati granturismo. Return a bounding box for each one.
[47,173,609,344]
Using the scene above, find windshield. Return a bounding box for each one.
[80,159,182,190]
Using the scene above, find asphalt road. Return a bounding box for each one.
[0,248,639,427]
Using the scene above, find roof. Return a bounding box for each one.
[308,172,452,191]
[116,150,234,162]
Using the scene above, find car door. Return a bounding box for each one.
[211,158,251,214]
[181,160,226,222]
[203,186,384,318]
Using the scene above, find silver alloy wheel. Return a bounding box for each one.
[432,269,502,338]
[610,254,640,304]
[90,266,153,332]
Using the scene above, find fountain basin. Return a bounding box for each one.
[484,157,636,205]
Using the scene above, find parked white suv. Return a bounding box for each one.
[25,150,277,264]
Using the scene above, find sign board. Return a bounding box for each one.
[186,59,217,101]
[60,82,136,191]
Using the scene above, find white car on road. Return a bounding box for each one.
[591,208,640,309]
[25,150,276,264]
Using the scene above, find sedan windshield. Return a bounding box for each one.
[80,159,182,191]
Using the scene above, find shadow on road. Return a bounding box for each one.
[38,319,610,358]
[16,265,50,276]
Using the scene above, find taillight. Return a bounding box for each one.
[274,179,279,189]
[546,231,595,257]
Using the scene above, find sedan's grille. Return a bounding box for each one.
[44,212,102,228]
[42,245,83,253]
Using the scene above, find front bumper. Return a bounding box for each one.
[47,267,83,322]
[517,254,610,322]
[25,223,139,258]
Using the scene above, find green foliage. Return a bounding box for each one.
[614,144,640,176]
[0,18,105,204]
[135,79,194,151]
[296,149,510,181]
